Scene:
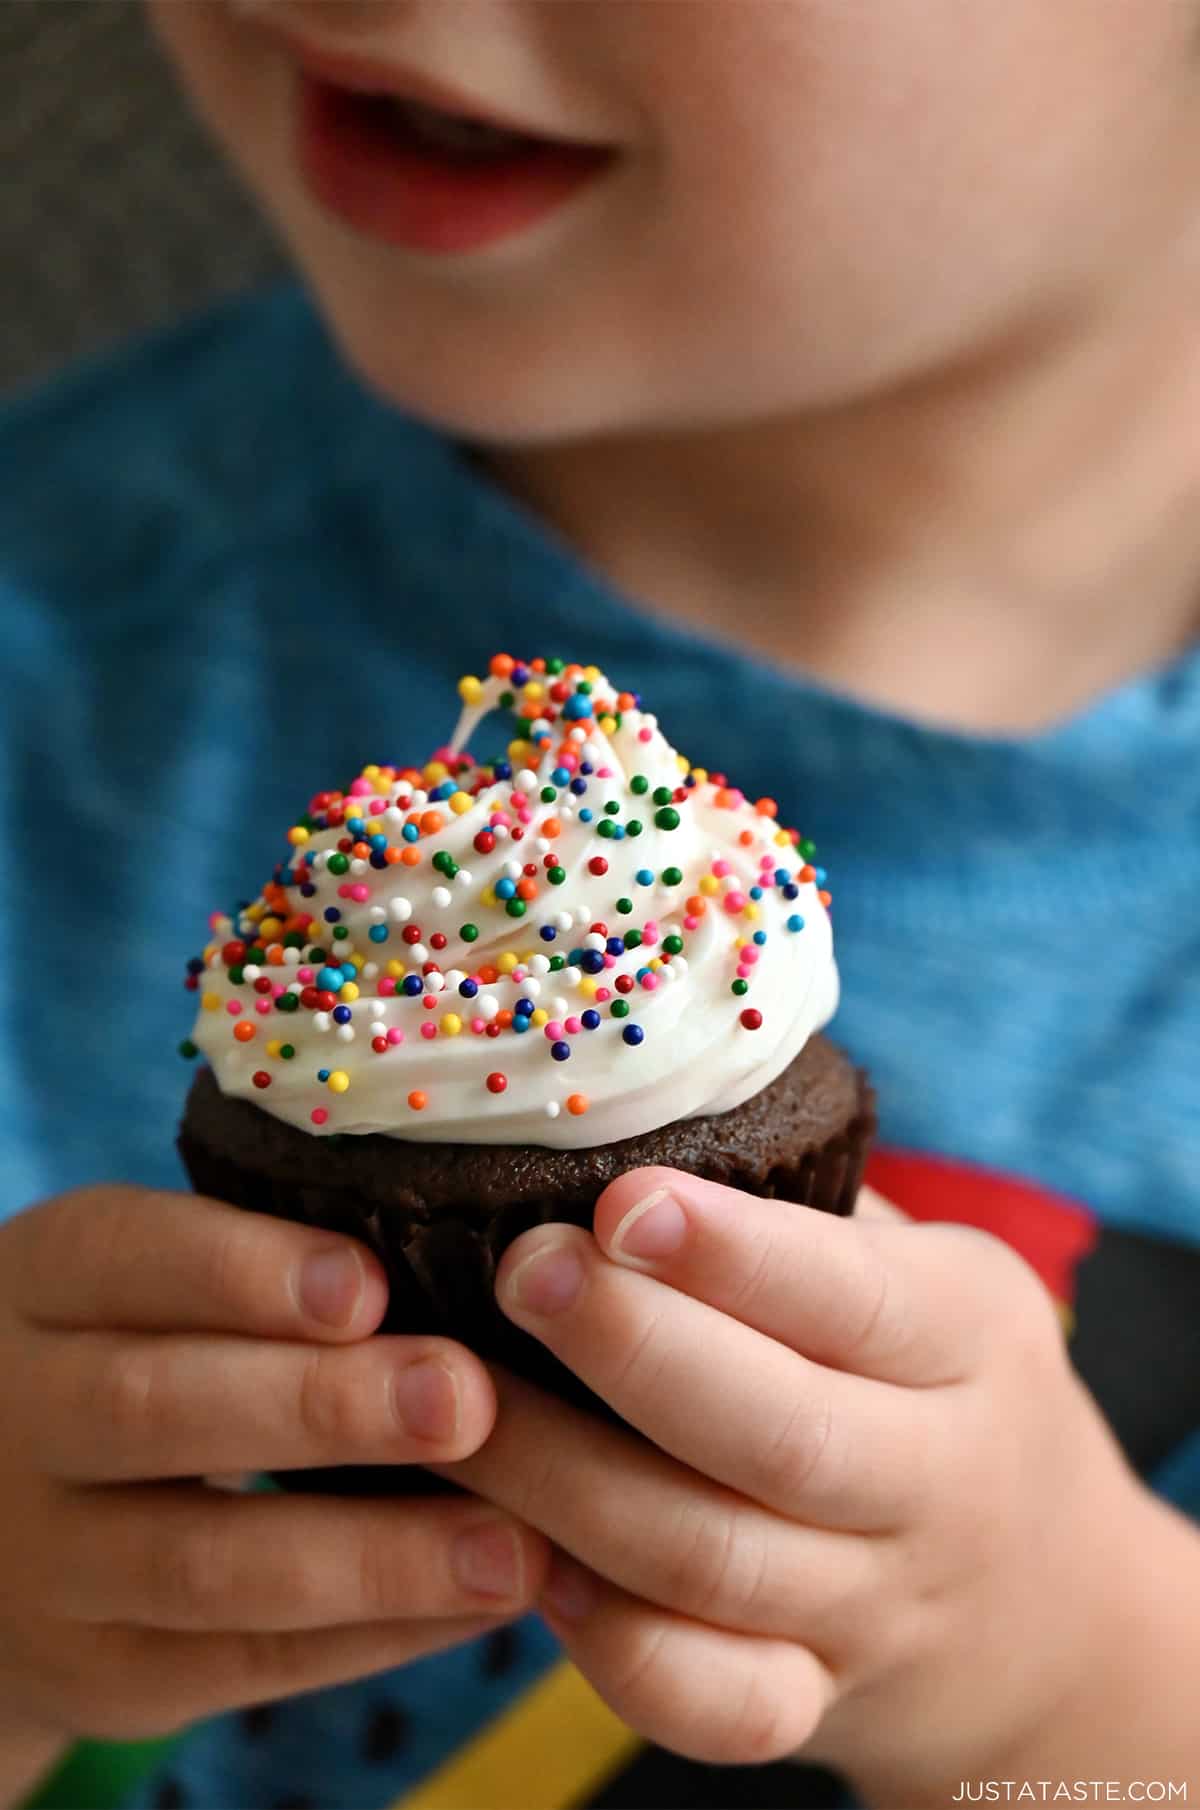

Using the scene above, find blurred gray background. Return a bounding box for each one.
[1,0,288,392]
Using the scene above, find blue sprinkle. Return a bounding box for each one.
[787,914,805,933]
[569,777,588,796]
[622,1024,645,1047]
[551,1040,571,1061]
[815,867,828,884]
[512,1015,530,1034]
[636,869,655,887]
[494,761,512,781]
[317,1068,330,1083]
[613,825,626,840]
[581,1009,601,1030]
[540,926,557,942]
[581,950,606,975]
[606,937,624,956]
[567,949,583,966]
[186,957,204,975]
[495,877,517,900]
[402,823,420,843]
[552,767,571,787]
[370,834,388,852]
[323,908,341,923]
[340,963,356,981]
[579,808,594,823]
[783,883,800,901]
[753,930,767,946]
[347,818,365,835]
[579,761,594,776]
[316,966,344,992]
[459,978,479,998]
[332,1005,352,1025]
[749,885,763,900]
[514,997,535,1017]
[299,884,317,897]
[402,975,424,997]
[563,695,592,720]
[512,663,530,687]
[368,924,389,943]
[370,852,388,869]
[775,868,790,886]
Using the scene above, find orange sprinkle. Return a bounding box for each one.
[714,788,735,809]
[800,865,816,883]
[738,830,754,847]
[384,846,404,864]
[352,841,370,859]
[755,797,779,818]
[478,965,499,985]
[419,810,445,836]
[531,657,546,673]
[490,653,515,677]
[566,1094,590,1116]
[686,895,707,916]
[407,1090,428,1112]
[516,878,538,902]
[818,889,832,907]
[400,847,421,867]
[497,1009,514,1029]
[542,817,562,839]
[233,1022,256,1043]
[265,946,285,966]
[617,692,635,711]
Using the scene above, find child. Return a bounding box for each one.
[2,1,1199,1806]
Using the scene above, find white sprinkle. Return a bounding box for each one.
[515,770,538,793]
[583,932,606,952]
[555,911,574,932]
[313,1013,331,1032]
[423,972,444,993]
[574,905,591,927]
[478,994,500,1021]
[242,964,261,981]
[444,969,466,988]
[492,824,509,841]
[361,962,379,979]
[455,868,473,887]
[552,996,570,1016]
[384,805,405,824]
[523,977,542,999]
[388,898,413,923]
[410,943,429,964]
[672,955,689,976]
[545,1101,561,1120]
[536,838,553,854]
[432,886,452,909]
[369,1000,386,1019]
[530,954,551,976]
[569,727,587,743]
[350,858,367,876]
[286,981,304,995]
[336,1025,355,1043]
[282,947,300,965]
[564,967,584,989]
[410,789,429,809]
[369,906,387,922]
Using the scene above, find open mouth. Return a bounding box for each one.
[296,73,616,255]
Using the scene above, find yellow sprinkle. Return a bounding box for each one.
[531,1009,549,1028]
[201,992,221,1012]
[578,978,598,999]
[498,952,519,974]
[425,761,449,784]
[258,917,282,941]
[774,830,791,846]
[691,767,708,785]
[508,737,533,762]
[350,956,364,972]
[649,958,663,971]
[458,674,484,706]
[699,875,720,897]
[365,818,382,835]
[327,1071,350,1094]
[340,982,360,1002]
[449,791,473,816]
[266,1040,282,1059]
[735,937,750,950]
[441,1013,464,1036]
[287,826,310,845]
[597,715,616,735]
[363,764,381,780]
[584,665,601,682]
[245,903,266,923]
[386,960,405,980]
[522,680,544,702]
[480,885,497,909]
[743,903,760,921]
[675,753,689,774]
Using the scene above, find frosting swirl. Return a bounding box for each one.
[184,656,839,1148]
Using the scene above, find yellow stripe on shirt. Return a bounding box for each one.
[388,1658,644,1810]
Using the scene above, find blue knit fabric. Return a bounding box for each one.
[3,285,1197,1809]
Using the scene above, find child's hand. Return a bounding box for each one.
[0,1185,548,1745]
[438,1168,1152,1796]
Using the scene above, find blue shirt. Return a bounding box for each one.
[3,286,1198,1810]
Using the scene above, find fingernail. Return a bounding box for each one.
[611,1189,687,1263]
[507,1242,585,1316]
[298,1246,364,1327]
[393,1359,460,1443]
[453,1522,523,1599]
[539,1550,596,1622]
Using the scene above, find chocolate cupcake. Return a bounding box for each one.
[179,656,874,1493]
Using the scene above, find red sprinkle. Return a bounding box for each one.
[740,1008,764,1031]
[486,1072,508,1094]
[252,1071,271,1088]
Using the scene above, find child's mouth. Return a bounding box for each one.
[296,75,616,256]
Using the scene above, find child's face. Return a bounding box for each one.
[152,0,1194,444]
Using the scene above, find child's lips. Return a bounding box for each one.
[275,34,618,257]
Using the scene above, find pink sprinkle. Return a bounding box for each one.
[640,974,659,991]
[559,751,579,773]
[311,1107,329,1126]
[644,919,659,933]
[741,947,760,964]
[642,929,659,947]
[565,1015,582,1034]
[595,766,614,779]
[297,967,314,984]
[759,855,775,871]
[420,1022,437,1040]
[684,914,700,931]
[255,999,272,1014]
[225,1000,242,1016]
[386,1026,404,1045]
[271,983,287,997]
[595,987,611,1003]
[723,891,748,914]
[603,952,617,968]
[422,995,438,1011]
[337,884,353,899]
[370,797,387,814]
[349,884,370,903]
[378,976,397,997]
[638,727,653,743]
[737,965,753,979]
[545,1021,564,1040]
[349,777,373,797]
[471,1017,486,1034]
[712,860,732,878]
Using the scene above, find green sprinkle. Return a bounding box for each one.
[654,807,681,831]
[597,819,616,840]
[541,786,558,804]
[227,965,245,985]
[604,800,620,815]
[799,838,817,860]
[550,954,567,971]
[578,680,593,695]
[432,850,456,875]
[630,775,649,795]
[505,899,527,919]
[731,978,749,997]
[610,999,631,1019]
[652,786,673,806]
[546,656,564,675]
[548,866,567,885]
[623,929,643,950]
[663,934,684,955]
[306,946,327,964]
[616,897,634,915]
[276,992,300,1013]
[499,689,515,709]
[460,923,479,943]
[280,1044,295,1060]
[662,866,683,886]
[625,820,643,838]
[178,1039,198,1060]
[283,931,306,948]
[332,926,348,940]
[327,852,350,875]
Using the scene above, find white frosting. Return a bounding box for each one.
[186,660,839,1148]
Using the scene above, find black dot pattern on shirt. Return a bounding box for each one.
[240,1703,277,1739]
[481,1626,520,1677]
[152,1781,186,1810]
[363,1702,411,1765]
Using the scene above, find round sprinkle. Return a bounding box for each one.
[566,1094,589,1116]
[731,978,750,996]
[740,1008,764,1030]
[486,1072,508,1094]
[654,806,680,832]
[787,914,805,932]
[630,775,649,795]
[622,1024,645,1046]
[252,1070,271,1089]
[551,1041,571,1061]
[311,1107,329,1126]
[407,1090,428,1111]
[327,1070,350,1093]
[588,856,608,876]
